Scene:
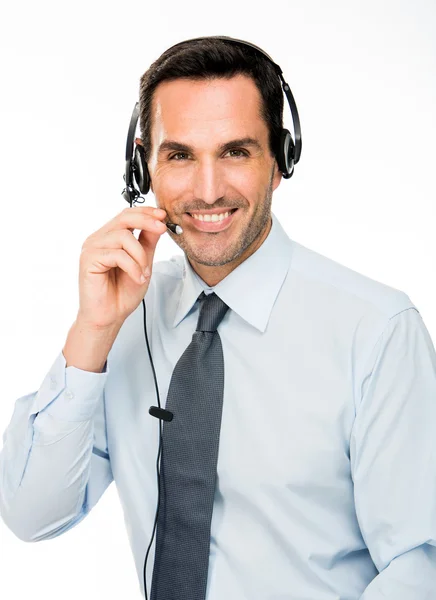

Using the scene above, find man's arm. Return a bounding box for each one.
[0,346,113,541]
[350,307,436,599]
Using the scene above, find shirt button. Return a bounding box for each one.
[65,389,75,400]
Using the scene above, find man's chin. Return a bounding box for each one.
[187,253,238,268]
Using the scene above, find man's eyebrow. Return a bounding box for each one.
[158,140,192,154]
[219,138,262,153]
[157,137,263,155]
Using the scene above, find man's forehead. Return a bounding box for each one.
[149,75,267,146]
[151,75,264,122]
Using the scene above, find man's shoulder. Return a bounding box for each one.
[290,240,414,317]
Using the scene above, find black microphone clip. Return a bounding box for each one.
[149,406,174,422]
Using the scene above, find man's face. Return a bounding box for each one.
[144,74,282,272]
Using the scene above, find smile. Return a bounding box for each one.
[184,209,238,232]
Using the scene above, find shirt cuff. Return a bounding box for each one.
[29,350,110,422]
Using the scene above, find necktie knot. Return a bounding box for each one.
[196,292,229,333]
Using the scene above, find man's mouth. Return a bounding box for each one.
[184,208,239,232]
[186,208,237,221]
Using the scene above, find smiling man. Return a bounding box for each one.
[140,74,281,286]
[1,36,436,600]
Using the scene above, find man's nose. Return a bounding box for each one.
[192,158,226,205]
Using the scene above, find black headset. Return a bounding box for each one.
[122,35,302,208]
[121,36,303,600]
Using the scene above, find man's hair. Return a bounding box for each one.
[138,37,284,163]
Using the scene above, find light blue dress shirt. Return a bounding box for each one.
[1,212,436,599]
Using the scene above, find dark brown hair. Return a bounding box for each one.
[138,37,284,163]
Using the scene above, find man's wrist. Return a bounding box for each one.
[63,318,121,373]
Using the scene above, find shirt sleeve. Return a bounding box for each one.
[0,350,114,542]
[350,307,436,599]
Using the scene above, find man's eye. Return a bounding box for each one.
[169,152,189,160]
[226,149,248,158]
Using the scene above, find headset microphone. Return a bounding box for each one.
[165,222,183,235]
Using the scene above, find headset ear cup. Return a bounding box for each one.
[277,129,295,179]
[133,144,151,195]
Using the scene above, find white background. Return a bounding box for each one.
[0,0,435,598]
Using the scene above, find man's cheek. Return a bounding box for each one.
[155,174,190,202]
[225,165,262,193]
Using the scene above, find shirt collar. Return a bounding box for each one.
[172,212,294,333]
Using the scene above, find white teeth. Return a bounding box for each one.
[192,211,230,222]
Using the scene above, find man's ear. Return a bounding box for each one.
[135,137,143,146]
[272,160,283,191]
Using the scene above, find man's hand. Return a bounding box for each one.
[77,205,167,330]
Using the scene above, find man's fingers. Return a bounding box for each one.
[97,206,167,237]
[85,229,149,272]
[86,248,150,286]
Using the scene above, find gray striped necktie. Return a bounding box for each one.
[151,291,230,600]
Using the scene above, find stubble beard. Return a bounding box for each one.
[173,171,275,268]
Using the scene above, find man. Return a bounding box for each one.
[1,37,436,600]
